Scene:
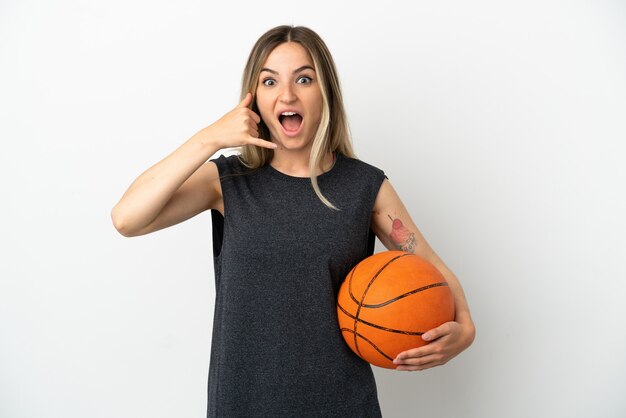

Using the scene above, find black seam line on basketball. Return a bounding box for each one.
[350,253,413,357]
[340,328,394,361]
[360,282,450,308]
[347,266,360,356]
[348,253,413,306]
[338,302,425,336]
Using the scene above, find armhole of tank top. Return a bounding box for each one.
[209,156,227,259]
[211,210,224,258]
[366,229,376,256]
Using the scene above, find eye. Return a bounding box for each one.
[262,78,276,87]
[297,76,312,84]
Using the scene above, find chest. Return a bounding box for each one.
[221,171,373,266]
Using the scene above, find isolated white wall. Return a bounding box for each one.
[1,1,625,417]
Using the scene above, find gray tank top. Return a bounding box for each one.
[208,152,385,417]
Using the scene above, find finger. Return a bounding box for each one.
[395,345,434,361]
[394,351,447,370]
[422,322,455,342]
[395,359,443,372]
[394,351,439,365]
[237,92,253,109]
[247,111,261,126]
[394,347,436,367]
[239,93,261,124]
[247,137,277,149]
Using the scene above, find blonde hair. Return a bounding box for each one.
[239,25,355,209]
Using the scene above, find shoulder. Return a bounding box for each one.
[336,153,387,184]
[329,154,387,207]
[210,152,250,177]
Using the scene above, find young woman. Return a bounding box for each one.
[112,25,475,417]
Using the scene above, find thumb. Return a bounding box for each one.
[422,321,458,341]
[422,324,447,342]
[237,92,253,109]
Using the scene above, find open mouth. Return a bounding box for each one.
[278,111,303,132]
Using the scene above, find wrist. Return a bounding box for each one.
[190,126,222,156]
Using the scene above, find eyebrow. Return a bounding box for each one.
[260,65,315,75]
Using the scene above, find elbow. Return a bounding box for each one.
[463,319,476,348]
[110,205,138,237]
[467,323,476,346]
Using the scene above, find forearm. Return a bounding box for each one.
[432,259,475,342]
[436,262,473,320]
[111,127,220,236]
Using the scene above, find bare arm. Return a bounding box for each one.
[371,179,476,370]
[111,93,275,237]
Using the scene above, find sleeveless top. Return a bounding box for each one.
[208,152,386,418]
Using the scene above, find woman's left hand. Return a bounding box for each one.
[393,320,475,371]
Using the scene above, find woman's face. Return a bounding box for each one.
[255,42,323,152]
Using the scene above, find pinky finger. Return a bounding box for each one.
[252,137,277,149]
[395,361,437,372]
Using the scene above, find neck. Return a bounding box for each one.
[270,148,335,177]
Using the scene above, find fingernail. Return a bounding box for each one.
[422,333,431,341]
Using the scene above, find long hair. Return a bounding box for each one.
[239,25,355,209]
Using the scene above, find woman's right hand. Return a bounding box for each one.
[201,92,276,150]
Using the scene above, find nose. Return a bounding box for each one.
[279,83,296,103]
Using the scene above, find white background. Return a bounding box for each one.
[1,1,625,417]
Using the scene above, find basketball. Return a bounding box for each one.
[337,251,455,369]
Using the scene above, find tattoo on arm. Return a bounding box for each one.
[387,215,417,253]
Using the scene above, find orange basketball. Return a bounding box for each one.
[337,251,455,369]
